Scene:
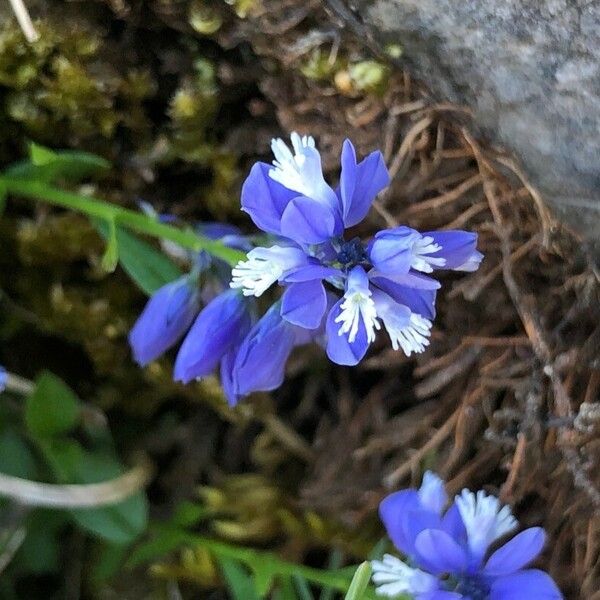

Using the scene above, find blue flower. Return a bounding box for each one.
[130,133,483,406]
[223,302,314,406]
[173,289,254,384]
[231,133,482,368]
[129,274,202,366]
[0,366,7,393]
[372,472,563,599]
[128,223,253,368]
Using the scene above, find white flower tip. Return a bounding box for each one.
[455,489,518,555]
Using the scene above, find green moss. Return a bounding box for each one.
[0,20,152,152]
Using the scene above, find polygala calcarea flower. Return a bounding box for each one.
[371,472,563,599]
[129,133,483,404]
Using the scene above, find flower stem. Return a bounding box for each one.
[0,177,246,266]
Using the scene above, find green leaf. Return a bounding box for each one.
[250,555,278,597]
[219,557,261,600]
[344,563,372,600]
[33,433,148,544]
[90,541,131,585]
[5,143,110,183]
[18,511,66,574]
[29,142,57,166]
[25,372,81,439]
[69,452,148,544]
[101,218,119,273]
[172,500,213,527]
[95,221,182,295]
[0,427,38,478]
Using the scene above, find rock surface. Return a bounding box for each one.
[335,0,600,250]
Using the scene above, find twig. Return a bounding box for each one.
[0,461,152,508]
[8,0,39,43]
[384,408,460,488]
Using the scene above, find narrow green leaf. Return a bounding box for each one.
[250,555,278,597]
[344,562,372,600]
[319,548,344,600]
[25,372,81,438]
[95,221,182,295]
[101,218,119,272]
[293,575,314,600]
[5,143,111,183]
[29,142,57,166]
[219,557,261,600]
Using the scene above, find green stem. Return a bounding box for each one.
[0,177,246,266]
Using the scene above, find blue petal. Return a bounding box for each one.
[281,262,342,283]
[423,230,478,270]
[0,366,7,393]
[197,222,242,240]
[441,503,467,542]
[173,290,252,383]
[280,195,341,244]
[489,569,563,600]
[414,529,468,575]
[484,528,546,577]
[371,276,437,320]
[220,346,240,407]
[372,270,442,290]
[233,304,298,397]
[129,277,200,367]
[379,490,422,555]
[403,510,444,565]
[339,139,390,228]
[281,280,327,329]
[419,592,463,600]
[325,299,370,366]
[367,227,415,275]
[241,162,298,235]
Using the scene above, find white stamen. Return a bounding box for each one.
[230,246,303,297]
[268,131,334,204]
[335,286,380,344]
[410,235,446,273]
[455,489,518,558]
[371,554,438,597]
[384,312,432,356]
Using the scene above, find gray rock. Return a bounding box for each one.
[332,0,600,250]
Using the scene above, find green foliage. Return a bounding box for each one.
[6,142,110,183]
[68,453,148,545]
[343,562,372,600]
[219,557,261,600]
[0,368,149,584]
[0,143,246,267]
[25,371,81,438]
[96,220,183,295]
[130,522,379,599]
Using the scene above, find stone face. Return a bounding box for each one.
[347,0,600,248]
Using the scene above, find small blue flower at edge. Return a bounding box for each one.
[371,472,563,599]
[0,366,7,393]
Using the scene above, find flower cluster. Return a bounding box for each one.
[129,133,482,405]
[371,472,563,599]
